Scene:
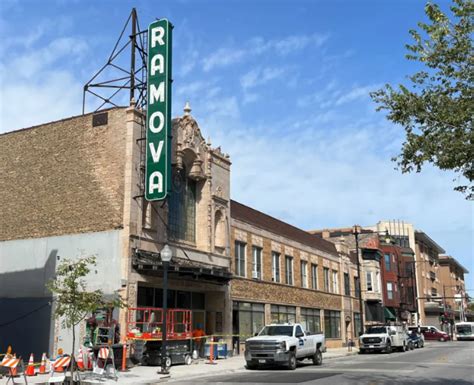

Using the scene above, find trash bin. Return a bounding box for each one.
[217,343,227,358]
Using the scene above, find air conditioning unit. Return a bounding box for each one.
[252,271,260,279]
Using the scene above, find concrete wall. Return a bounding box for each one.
[0,230,122,358]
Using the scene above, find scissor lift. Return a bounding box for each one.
[127,308,193,367]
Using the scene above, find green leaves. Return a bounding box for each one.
[371,0,473,199]
[47,256,125,329]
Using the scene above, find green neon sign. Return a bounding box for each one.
[145,19,172,201]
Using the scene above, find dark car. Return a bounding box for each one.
[408,331,424,348]
[408,326,450,342]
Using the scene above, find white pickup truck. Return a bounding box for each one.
[244,323,325,370]
[359,325,409,353]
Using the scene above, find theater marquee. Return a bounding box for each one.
[145,19,172,201]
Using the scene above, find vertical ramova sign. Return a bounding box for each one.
[145,19,172,201]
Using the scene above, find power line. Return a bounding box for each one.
[0,301,52,328]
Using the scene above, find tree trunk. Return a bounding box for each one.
[71,325,78,384]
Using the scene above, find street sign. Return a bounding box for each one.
[145,19,172,201]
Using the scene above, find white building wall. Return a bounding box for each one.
[0,230,122,356]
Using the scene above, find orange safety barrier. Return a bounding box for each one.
[77,349,85,370]
[52,355,71,373]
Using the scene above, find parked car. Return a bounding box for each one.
[245,323,325,370]
[407,330,425,348]
[408,326,450,342]
[359,325,409,354]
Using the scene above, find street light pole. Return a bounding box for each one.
[352,225,365,337]
[160,244,173,375]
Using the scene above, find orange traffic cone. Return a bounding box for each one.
[87,351,94,370]
[26,353,36,376]
[39,353,47,374]
[76,350,85,370]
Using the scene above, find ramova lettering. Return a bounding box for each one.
[148,171,163,194]
[145,19,171,201]
[149,111,164,133]
[149,141,164,163]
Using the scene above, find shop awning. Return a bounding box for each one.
[384,306,397,321]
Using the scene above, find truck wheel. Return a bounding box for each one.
[384,341,392,354]
[246,361,257,370]
[312,349,323,366]
[359,349,366,354]
[288,351,297,370]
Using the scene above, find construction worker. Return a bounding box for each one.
[192,324,206,358]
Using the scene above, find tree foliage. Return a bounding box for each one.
[371,0,473,199]
[47,256,125,359]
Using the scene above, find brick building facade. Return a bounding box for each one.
[0,104,234,358]
[230,202,360,349]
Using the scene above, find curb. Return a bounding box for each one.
[324,351,359,360]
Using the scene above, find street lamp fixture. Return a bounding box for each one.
[352,225,365,338]
[160,244,173,375]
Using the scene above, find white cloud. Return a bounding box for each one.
[178,49,199,77]
[297,83,381,109]
[273,33,328,55]
[202,47,247,72]
[240,66,286,90]
[0,36,89,132]
[334,84,381,106]
[203,33,329,72]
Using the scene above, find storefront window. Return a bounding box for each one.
[271,305,296,324]
[233,302,265,337]
[324,310,341,338]
[301,308,321,333]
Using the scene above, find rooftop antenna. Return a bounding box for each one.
[82,8,148,114]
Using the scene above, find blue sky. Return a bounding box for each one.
[0,0,472,286]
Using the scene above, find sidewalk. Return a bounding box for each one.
[0,347,358,384]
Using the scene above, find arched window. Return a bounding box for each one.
[168,166,196,242]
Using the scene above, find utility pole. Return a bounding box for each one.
[353,225,365,337]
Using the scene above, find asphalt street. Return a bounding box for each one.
[169,341,474,385]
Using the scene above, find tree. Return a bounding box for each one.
[371,0,473,199]
[47,256,124,382]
